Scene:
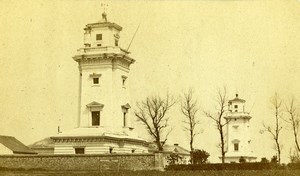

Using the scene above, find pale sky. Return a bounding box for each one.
[0,0,300,163]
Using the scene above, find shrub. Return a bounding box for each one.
[165,163,284,171]
[287,163,300,170]
[166,153,182,165]
[260,157,269,163]
[239,156,246,163]
[271,155,278,163]
[191,149,210,164]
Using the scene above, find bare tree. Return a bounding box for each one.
[135,94,175,151]
[285,97,300,153]
[263,93,284,164]
[204,87,229,163]
[181,89,200,163]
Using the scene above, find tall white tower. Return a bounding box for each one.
[224,94,256,163]
[74,13,134,131]
[51,12,148,154]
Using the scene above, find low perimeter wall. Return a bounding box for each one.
[0,153,164,171]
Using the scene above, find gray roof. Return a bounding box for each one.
[229,94,246,103]
[28,137,55,149]
[0,135,36,154]
[149,143,190,155]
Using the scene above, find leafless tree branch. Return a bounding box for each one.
[204,86,228,163]
[135,93,175,151]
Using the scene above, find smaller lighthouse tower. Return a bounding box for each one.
[224,94,256,163]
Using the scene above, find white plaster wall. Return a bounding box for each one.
[229,101,245,112]
[0,143,13,154]
[112,68,131,128]
[80,66,113,127]
[54,141,148,155]
[227,118,251,156]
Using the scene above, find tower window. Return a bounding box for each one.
[234,105,238,108]
[115,39,118,46]
[75,147,85,154]
[91,111,100,126]
[93,77,99,84]
[234,143,239,151]
[97,44,102,47]
[123,112,127,127]
[121,104,131,127]
[96,34,102,40]
[121,75,127,88]
[90,73,102,86]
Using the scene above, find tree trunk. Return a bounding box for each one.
[276,139,281,163]
[293,125,300,152]
[220,125,225,163]
[190,137,194,164]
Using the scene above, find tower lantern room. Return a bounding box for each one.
[83,13,121,48]
[228,94,246,113]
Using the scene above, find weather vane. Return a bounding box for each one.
[101,3,109,22]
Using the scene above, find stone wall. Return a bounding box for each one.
[0,153,163,171]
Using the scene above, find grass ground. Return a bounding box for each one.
[0,170,300,176]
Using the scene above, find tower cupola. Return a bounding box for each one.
[83,12,122,48]
[228,94,246,113]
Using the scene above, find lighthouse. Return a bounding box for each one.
[51,12,148,154]
[223,94,257,163]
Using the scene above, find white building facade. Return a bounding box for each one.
[51,13,148,155]
[223,94,257,163]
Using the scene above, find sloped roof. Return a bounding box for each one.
[149,143,190,155]
[229,94,246,103]
[28,137,55,149]
[86,101,104,108]
[0,135,36,154]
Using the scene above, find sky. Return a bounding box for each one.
[0,0,300,163]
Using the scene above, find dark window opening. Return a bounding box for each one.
[234,143,239,151]
[131,149,135,153]
[122,79,125,86]
[75,148,85,154]
[109,147,113,154]
[92,111,100,126]
[96,34,102,40]
[115,39,118,46]
[97,44,102,47]
[123,112,127,127]
[93,77,99,84]
[234,105,238,108]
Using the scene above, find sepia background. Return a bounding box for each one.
[0,0,300,163]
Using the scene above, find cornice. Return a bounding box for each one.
[51,136,149,147]
[74,54,134,70]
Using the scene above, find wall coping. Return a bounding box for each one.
[0,153,155,158]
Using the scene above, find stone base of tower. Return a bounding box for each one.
[51,127,149,154]
[222,153,257,163]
